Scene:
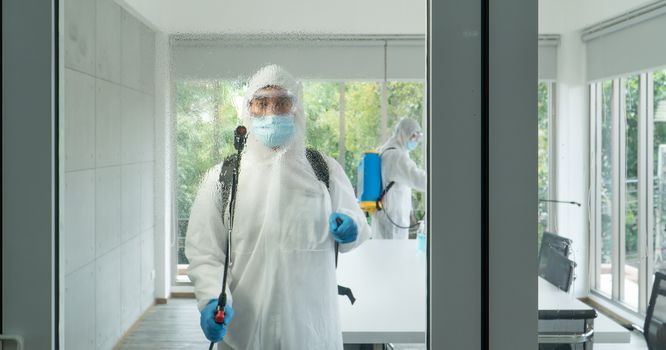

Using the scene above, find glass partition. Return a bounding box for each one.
[60,1,427,348]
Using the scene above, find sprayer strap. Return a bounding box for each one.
[219,154,240,226]
[306,148,330,189]
[381,146,397,155]
[338,286,356,304]
[377,181,396,209]
[375,147,399,209]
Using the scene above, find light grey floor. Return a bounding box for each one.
[595,330,647,350]
[115,298,209,349]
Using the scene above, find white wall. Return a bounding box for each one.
[153,32,173,300]
[552,33,591,297]
[63,0,156,348]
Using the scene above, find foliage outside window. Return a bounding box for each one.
[538,82,551,245]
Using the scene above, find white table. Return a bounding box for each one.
[539,277,631,344]
[337,240,427,344]
[337,241,629,345]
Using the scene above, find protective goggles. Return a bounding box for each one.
[248,87,296,117]
[409,131,424,143]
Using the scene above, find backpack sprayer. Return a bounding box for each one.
[209,125,247,350]
[357,150,385,213]
[357,149,420,229]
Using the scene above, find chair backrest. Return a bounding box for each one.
[540,231,572,257]
[538,245,576,292]
[538,232,576,292]
[645,271,666,349]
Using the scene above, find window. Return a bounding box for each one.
[623,75,640,309]
[651,69,666,293]
[342,82,381,185]
[591,68,666,314]
[174,80,244,283]
[599,79,615,298]
[174,79,425,283]
[538,81,556,244]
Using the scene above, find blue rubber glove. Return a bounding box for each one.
[200,299,234,343]
[329,212,358,243]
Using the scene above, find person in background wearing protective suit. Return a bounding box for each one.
[185,64,371,350]
[372,118,426,240]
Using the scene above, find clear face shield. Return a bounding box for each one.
[247,86,299,148]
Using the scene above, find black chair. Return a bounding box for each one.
[538,246,576,292]
[645,271,666,349]
[538,232,576,292]
[541,232,573,257]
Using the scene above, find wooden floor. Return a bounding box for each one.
[115,298,209,349]
[115,298,644,349]
[114,298,410,350]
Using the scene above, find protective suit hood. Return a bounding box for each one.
[380,118,422,151]
[241,65,305,161]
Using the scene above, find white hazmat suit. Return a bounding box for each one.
[371,118,427,240]
[185,65,370,350]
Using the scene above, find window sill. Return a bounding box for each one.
[583,292,644,330]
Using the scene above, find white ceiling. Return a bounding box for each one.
[539,0,656,33]
[117,0,426,35]
[119,0,655,36]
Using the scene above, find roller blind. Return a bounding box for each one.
[171,37,425,81]
[386,40,425,80]
[583,2,666,81]
[538,36,559,80]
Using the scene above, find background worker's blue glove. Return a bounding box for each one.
[200,299,234,343]
[329,212,358,243]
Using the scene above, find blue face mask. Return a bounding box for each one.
[406,140,418,151]
[251,114,296,148]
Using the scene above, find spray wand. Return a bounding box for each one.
[209,125,247,350]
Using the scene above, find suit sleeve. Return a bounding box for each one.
[387,151,427,193]
[185,164,233,311]
[324,156,371,253]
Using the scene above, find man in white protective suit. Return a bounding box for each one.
[185,64,371,350]
[371,118,426,240]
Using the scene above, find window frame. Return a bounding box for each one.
[590,71,658,315]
